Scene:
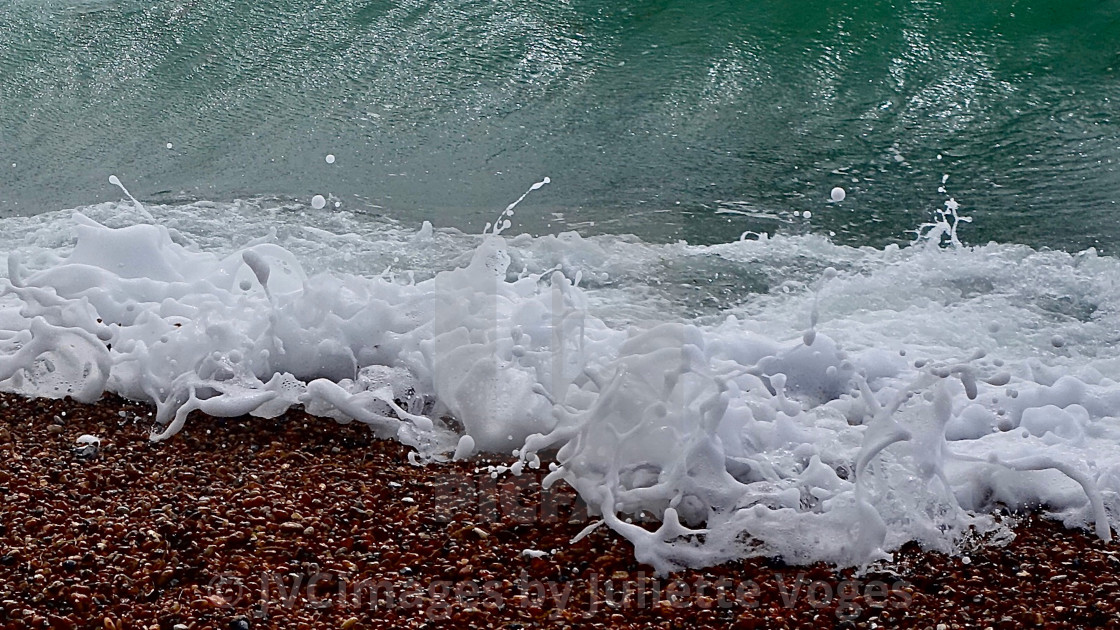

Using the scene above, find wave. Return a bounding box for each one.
[1,190,1118,573]
[4,0,1119,251]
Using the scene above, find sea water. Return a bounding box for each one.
[2,0,1119,572]
[3,0,1119,250]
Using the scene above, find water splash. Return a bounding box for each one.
[485,177,551,236]
[913,174,972,248]
[107,175,156,223]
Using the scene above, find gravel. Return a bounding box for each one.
[0,391,1117,629]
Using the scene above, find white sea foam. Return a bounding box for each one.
[1,197,1118,573]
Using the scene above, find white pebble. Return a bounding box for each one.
[76,434,101,446]
[830,187,846,202]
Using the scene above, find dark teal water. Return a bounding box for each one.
[2,0,1119,251]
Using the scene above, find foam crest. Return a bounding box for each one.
[1,206,1118,573]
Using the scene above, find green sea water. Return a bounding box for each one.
[2,0,1118,251]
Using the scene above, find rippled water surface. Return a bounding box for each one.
[2,0,1119,250]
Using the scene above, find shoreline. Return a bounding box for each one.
[1,391,1117,629]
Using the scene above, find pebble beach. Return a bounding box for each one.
[1,391,1118,630]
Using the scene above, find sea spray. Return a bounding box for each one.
[913,174,972,249]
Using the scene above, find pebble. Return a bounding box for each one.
[0,391,1116,629]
